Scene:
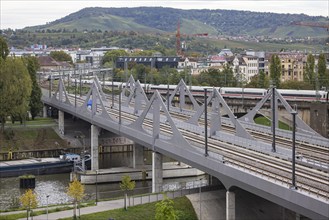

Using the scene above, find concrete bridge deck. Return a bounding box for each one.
[42,77,329,219]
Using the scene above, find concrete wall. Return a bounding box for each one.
[310,103,329,138]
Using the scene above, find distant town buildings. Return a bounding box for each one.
[8,44,328,84]
[37,56,72,72]
[116,56,180,69]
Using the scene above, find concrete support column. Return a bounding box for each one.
[43,106,48,118]
[226,190,235,220]
[91,124,101,171]
[58,110,64,135]
[133,143,144,169]
[295,213,300,220]
[152,151,163,193]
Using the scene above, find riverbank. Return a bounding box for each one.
[1,189,302,220]
[76,162,204,184]
[0,191,199,220]
[0,118,71,157]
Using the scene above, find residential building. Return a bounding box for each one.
[279,54,305,82]
[266,52,306,82]
[242,55,259,82]
[208,55,227,67]
[246,50,265,73]
[218,49,234,57]
[37,56,72,72]
[116,56,179,69]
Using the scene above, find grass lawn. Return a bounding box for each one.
[254,116,291,130]
[0,205,80,220]
[0,126,68,152]
[59,196,197,220]
[5,118,56,127]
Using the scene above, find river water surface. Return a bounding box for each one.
[0,173,207,210]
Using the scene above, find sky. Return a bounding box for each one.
[1,0,328,29]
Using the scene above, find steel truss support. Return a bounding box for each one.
[168,79,200,111]
[51,77,72,105]
[129,90,190,148]
[240,87,321,137]
[122,75,136,99]
[187,88,254,140]
[79,79,113,121]
[123,80,149,115]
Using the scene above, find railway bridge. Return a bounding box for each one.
[153,90,328,138]
[42,76,329,220]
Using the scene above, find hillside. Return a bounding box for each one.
[25,7,328,38]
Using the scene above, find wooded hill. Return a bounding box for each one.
[25,7,327,38]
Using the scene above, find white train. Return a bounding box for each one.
[71,79,329,103]
[150,84,328,102]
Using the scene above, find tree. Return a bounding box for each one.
[155,194,178,220]
[0,57,32,131]
[269,54,282,88]
[246,75,260,88]
[280,80,313,90]
[258,70,270,88]
[24,57,43,120]
[133,64,149,82]
[67,177,85,220]
[304,54,315,88]
[318,53,329,89]
[50,51,73,64]
[102,49,129,67]
[0,36,9,60]
[222,63,236,87]
[131,49,157,56]
[120,175,135,210]
[20,189,37,220]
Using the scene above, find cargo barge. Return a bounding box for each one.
[0,154,90,178]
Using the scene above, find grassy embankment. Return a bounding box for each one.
[0,118,68,152]
[254,116,291,130]
[0,196,197,220]
[0,203,93,220]
[59,196,197,220]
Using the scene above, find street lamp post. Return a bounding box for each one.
[272,86,276,153]
[49,75,52,98]
[144,72,147,91]
[79,70,82,97]
[74,79,77,108]
[111,69,114,108]
[291,109,298,189]
[166,71,170,111]
[119,85,122,124]
[204,89,208,157]
[46,195,50,220]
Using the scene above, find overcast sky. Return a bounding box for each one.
[1,0,328,29]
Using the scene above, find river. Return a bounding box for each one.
[0,150,209,210]
[0,171,207,210]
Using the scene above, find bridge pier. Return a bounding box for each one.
[43,106,48,118]
[58,110,64,135]
[226,190,235,220]
[91,124,101,171]
[152,152,163,193]
[295,213,300,220]
[133,143,144,169]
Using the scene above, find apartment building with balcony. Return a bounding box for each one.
[278,54,305,82]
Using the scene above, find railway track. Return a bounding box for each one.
[65,94,329,200]
[48,85,328,165]
[162,104,329,164]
